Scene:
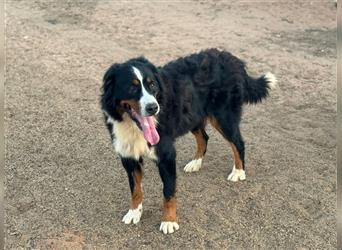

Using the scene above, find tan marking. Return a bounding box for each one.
[115,105,125,116]
[120,100,140,113]
[208,116,244,170]
[132,79,140,85]
[208,116,224,135]
[131,168,143,209]
[230,143,243,170]
[162,197,177,222]
[192,129,207,159]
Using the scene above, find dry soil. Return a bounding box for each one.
[5,1,337,249]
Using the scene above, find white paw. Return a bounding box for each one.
[159,221,179,234]
[227,165,246,182]
[184,158,202,172]
[122,203,143,224]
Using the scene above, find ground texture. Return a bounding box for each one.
[5,1,337,249]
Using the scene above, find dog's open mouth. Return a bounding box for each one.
[123,103,160,146]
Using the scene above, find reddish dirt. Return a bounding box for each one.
[5,1,336,249]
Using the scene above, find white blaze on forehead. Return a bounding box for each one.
[132,66,143,83]
[132,66,159,116]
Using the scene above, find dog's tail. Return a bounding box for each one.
[243,72,277,104]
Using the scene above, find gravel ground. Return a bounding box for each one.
[5,1,336,249]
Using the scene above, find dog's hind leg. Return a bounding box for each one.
[209,116,246,182]
[184,124,209,173]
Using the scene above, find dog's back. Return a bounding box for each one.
[157,48,276,137]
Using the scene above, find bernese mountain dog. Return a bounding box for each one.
[100,48,277,234]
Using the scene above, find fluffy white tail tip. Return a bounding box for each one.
[264,72,278,89]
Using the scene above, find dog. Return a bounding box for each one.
[100,48,277,234]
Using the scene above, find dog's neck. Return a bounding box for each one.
[111,113,157,160]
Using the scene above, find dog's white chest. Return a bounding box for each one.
[109,114,156,160]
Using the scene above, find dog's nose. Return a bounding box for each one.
[145,103,159,115]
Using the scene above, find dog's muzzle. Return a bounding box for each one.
[145,102,159,116]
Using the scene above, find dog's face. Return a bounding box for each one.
[101,57,162,145]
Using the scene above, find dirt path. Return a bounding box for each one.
[5,1,336,249]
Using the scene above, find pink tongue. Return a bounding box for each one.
[133,113,160,145]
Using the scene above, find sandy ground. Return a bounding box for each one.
[5,1,337,249]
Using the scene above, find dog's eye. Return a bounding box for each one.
[132,79,140,85]
[129,84,140,94]
[149,80,157,89]
[146,78,155,87]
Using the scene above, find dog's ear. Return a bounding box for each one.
[152,66,163,86]
[101,64,123,120]
[102,63,119,93]
[151,66,165,101]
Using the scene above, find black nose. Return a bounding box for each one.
[145,103,159,115]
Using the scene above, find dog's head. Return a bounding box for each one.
[101,57,163,145]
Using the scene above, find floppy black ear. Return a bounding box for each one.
[101,64,122,121]
[102,63,119,93]
[152,67,165,102]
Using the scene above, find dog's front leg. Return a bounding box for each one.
[121,157,143,225]
[156,138,179,234]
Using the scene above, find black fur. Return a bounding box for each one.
[244,74,273,104]
[156,136,177,199]
[103,113,114,141]
[121,157,142,194]
[101,57,163,122]
[101,48,274,217]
